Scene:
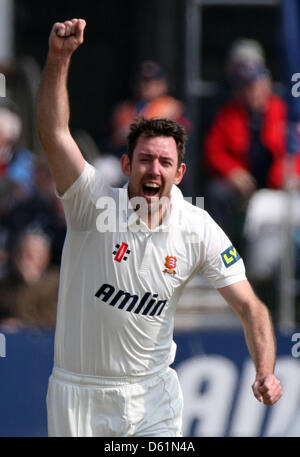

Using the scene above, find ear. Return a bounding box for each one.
[121,154,131,177]
[174,162,186,185]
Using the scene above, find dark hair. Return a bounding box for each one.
[126,117,187,167]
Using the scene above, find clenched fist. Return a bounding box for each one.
[49,18,86,57]
[252,373,282,405]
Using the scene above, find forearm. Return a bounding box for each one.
[37,54,71,144]
[241,299,276,377]
[36,19,86,194]
[218,281,282,404]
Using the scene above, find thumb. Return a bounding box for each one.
[258,383,268,393]
[252,379,264,402]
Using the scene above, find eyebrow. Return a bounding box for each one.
[138,152,174,163]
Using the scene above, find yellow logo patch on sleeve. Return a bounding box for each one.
[221,245,241,268]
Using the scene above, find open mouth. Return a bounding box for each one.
[142,183,160,197]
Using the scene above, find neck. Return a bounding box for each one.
[146,205,164,229]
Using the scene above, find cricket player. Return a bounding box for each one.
[37,19,282,437]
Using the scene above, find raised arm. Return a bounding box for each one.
[37,19,87,195]
[218,280,282,405]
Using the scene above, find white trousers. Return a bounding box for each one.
[46,366,183,437]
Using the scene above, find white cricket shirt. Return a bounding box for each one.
[54,161,246,378]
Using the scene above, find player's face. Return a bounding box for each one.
[121,135,186,214]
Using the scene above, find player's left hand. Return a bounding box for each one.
[252,374,282,405]
[49,18,86,58]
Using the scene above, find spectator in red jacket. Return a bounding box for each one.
[204,40,287,246]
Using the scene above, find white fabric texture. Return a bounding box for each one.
[47,366,183,437]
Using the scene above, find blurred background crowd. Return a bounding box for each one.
[0,0,300,332]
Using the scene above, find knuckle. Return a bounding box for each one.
[53,23,62,32]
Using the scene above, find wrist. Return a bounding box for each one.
[255,369,274,380]
[47,51,72,66]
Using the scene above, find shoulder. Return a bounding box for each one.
[175,192,212,237]
[113,100,135,116]
[176,193,232,247]
[10,147,34,166]
[59,160,117,203]
[148,96,184,117]
[266,94,287,115]
[268,93,286,106]
[209,101,247,129]
[155,95,182,106]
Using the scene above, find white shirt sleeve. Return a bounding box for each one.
[198,211,247,289]
[56,160,111,232]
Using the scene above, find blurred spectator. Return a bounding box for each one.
[73,129,126,187]
[17,267,59,329]
[12,229,51,285]
[225,38,266,81]
[243,188,300,317]
[281,0,300,157]
[0,177,16,279]
[0,106,36,279]
[279,0,300,187]
[93,154,126,188]
[278,0,300,323]
[2,155,66,267]
[0,106,34,201]
[204,39,287,248]
[109,60,191,156]
[0,229,58,330]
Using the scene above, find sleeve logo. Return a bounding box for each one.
[221,245,241,268]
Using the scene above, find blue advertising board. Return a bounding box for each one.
[0,328,54,437]
[173,329,300,437]
[0,327,299,437]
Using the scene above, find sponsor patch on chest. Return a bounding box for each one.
[95,283,168,316]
